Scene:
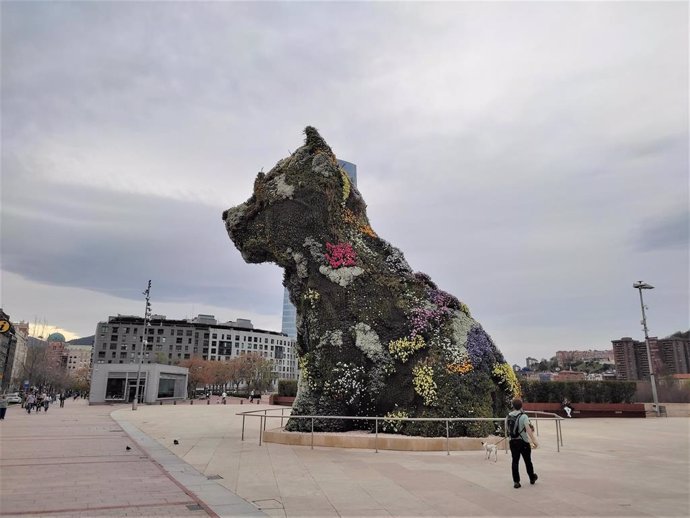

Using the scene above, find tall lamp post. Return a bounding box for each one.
[633,281,659,416]
[132,280,152,410]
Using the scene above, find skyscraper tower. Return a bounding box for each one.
[281,159,357,337]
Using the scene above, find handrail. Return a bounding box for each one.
[236,407,564,454]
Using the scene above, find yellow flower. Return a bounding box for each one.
[389,335,426,363]
[412,360,437,406]
[492,363,521,398]
[341,169,351,205]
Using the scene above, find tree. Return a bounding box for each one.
[20,345,51,389]
[69,366,91,393]
[209,360,234,391]
[178,357,212,397]
[242,353,275,393]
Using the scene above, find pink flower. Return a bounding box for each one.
[325,242,357,268]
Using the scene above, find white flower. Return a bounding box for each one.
[318,264,364,287]
[352,323,384,360]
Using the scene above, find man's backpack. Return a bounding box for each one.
[507,411,524,439]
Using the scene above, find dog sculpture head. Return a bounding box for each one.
[223,127,370,269]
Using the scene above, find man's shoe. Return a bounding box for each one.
[514,482,521,488]
[530,474,538,485]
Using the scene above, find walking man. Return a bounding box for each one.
[26,393,36,414]
[507,398,539,488]
[0,394,8,420]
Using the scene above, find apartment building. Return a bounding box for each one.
[65,344,93,373]
[612,331,690,381]
[92,314,297,381]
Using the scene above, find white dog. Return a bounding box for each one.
[481,441,498,462]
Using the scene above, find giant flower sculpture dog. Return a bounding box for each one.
[223,127,519,436]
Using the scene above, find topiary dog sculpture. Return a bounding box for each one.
[223,127,520,436]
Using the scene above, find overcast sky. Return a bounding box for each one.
[1,1,687,366]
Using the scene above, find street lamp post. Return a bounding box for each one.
[633,281,659,416]
[132,280,152,411]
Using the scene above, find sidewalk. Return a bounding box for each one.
[0,399,214,517]
[113,404,690,517]
[2,400,689,517]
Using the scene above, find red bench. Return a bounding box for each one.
[523,402,646,418]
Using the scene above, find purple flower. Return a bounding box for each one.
[466,325,503,369]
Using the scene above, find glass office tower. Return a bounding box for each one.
[280,159,357,337]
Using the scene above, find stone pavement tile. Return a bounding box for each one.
[211,503,266,518]
[280,496,339,517]
[337,510,392,518]
[0,401,211,518]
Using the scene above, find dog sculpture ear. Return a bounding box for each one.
[304,126,333,154]
[253,172,266,193]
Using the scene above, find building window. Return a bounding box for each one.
[158,329,164,335]
[176,338,182,344]
[158,379,176,398]
[186,330,192,336]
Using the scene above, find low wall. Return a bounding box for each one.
[262,428,496,451]
[268,395,295,406]
[644,403,690,417]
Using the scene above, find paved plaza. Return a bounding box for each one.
[1,400,688,517]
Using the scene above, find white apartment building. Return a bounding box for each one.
[65,344,93,373]
[92,314,297,381]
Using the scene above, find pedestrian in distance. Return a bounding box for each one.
[0,394,8,420]
[221,391,227,404]
[26,393,36,414]
[59,393,66,408]
[507,398,539,489]
[42,393,50,412]
[35,393,43,412]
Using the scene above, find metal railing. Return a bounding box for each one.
[237,408,564,454]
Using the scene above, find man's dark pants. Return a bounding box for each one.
[509,439,535,483]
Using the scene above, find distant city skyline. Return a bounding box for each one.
[2,2,687,368]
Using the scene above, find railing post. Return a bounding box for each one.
[446,420,450,455]
[375,418,378,453]
[259,415,263,446]
[241,414,245,441]
[559,419,564,446]
[504,417,508,454]
[311,417,314,450]
[263,410,267,432]
[535,416,539,436]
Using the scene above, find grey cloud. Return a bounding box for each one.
[1,157,282,315]
[2,1,688,364]
[634,210,689,252]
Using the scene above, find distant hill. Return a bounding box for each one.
[67,335,95,346]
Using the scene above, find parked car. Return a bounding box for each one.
[5,393,22,404]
